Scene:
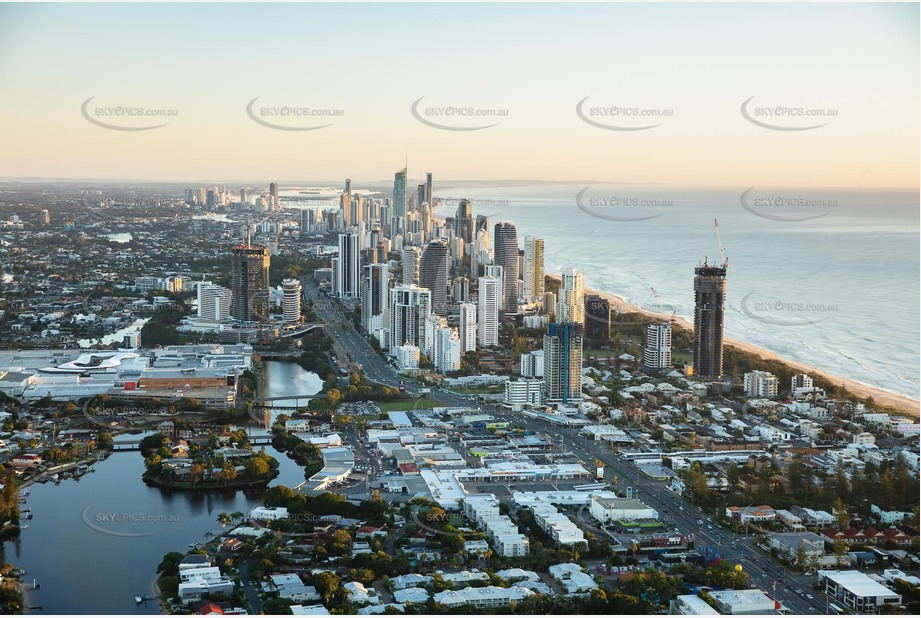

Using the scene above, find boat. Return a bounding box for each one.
[135,596,143,604]
[20,524,29,529]
[188,542,199,548]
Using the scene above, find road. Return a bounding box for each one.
[304,281,480,410]
[504,411,830,614]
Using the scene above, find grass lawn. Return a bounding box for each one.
[374,398,439,411]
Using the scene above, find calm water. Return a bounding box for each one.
[436,184,920,401]
[1,361,321,614]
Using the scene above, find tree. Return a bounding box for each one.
[217,512,231,528]
[189,463,204,486]
[833,498,850,529]
[793,542,808,572]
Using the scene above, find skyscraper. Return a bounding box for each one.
[477,276,500,347]
[643,323,672,371]
[454,199,474,244]
[393,168,407,218]
[340,178,352,228]
[433,327,461,374]
[523,236,545,300]
[269,182,279,211]
[419,240,449,315]
[402,246,420,285]
[493,221,519,314]
[197,282,232,321]
[557,268,585,325]
[282,278,302,323]
[361,263,390,336]
[230,242,270,321]
[584,295,610,340]
[335,232,360,299]
[425,172,433,206]
[389,284,432,352]
[693,264,727,379]
[543,322,583,404]
[459,302,477,353]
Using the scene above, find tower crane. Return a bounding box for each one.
[714,218,729,268]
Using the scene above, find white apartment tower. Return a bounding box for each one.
[477,276,500,347]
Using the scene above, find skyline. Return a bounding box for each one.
[0,2,918,188]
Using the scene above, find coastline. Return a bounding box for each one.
[545,273,920,418]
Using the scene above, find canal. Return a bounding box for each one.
[1,361,322,614]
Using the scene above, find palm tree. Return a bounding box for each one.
[231,511,245,525]
[217,512,231,528]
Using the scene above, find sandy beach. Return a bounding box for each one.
[545,273,920,417]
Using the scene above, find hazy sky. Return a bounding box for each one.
[0,2,917,187]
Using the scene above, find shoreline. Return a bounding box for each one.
[545,273,920,417]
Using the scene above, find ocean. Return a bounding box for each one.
[432,183,920,402]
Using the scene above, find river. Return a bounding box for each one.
[1,361,321,614]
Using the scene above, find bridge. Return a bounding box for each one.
[279,323,325,338]
[251,394,317,408]
[111,435,275,451]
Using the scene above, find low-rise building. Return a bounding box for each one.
[708,589,778,614]
[817,570,901,613]
[589,494,658,524]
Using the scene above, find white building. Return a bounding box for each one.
[401,245,420,285]
[519,350,544,378]
[643,323,672,371]
[197,282,232,320]
[744,370,780,399]
[504,378,543,411]
[282,278,302,323]
[177,566,234,603]
[250,506,289,521]
[531,504,585,547]
[433,327,461,374]
[708,589,777,614]
[817,570,901,613]
[389,285,431,353]
[395,345,420,372]
[548,563,597,594]
[458,302,477,353]
[477,276,500,347]
[432,586,533,609]
[589,494,658,524]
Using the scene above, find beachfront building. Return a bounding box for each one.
[693,264,726,380]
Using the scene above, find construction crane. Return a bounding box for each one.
[714,218,729,269]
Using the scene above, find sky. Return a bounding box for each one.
[0,2,917,187]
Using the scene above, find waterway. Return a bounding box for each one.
[1,361,321,614]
